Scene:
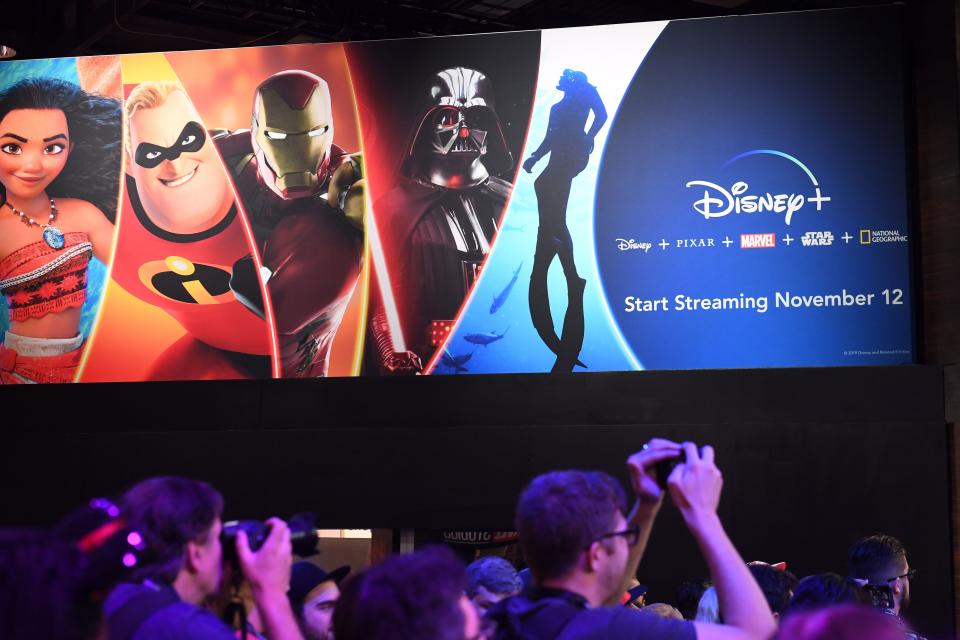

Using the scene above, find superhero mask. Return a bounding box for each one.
[251,71,334,199]
[402,67,512,189]
[134,121,205,169]
[127,89,234,236]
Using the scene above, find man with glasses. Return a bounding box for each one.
[487,440,776,639]
[848,534,914,617]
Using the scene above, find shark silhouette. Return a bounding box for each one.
[464,326,510,347]
[440,347,479,373]
[490,263,523,314]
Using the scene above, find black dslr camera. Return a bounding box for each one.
[221,512,319,560]
[653,449,687,490]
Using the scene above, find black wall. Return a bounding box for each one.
[0,365,951,636]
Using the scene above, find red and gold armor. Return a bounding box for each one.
[217,70,364,377]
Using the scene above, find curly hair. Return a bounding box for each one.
[121,477,223,584]
[0,77,121,222]
[466,556,522,598]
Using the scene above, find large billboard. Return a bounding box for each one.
[0,7,913,383]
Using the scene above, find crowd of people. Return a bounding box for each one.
[1,439,927,639]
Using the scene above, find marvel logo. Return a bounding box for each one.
[740,233,776,249]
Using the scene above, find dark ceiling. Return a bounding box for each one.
[4,0,904,60]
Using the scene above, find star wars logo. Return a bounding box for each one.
[801,231,834,246]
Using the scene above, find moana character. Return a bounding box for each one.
[0,78,119,384]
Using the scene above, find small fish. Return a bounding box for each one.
[440,348,477,373]
[490,263,523,314]
[464,326,510,347]
[503,223,527,232]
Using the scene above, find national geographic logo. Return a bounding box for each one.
[859,229,908,245]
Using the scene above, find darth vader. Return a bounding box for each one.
[369,67,514,374]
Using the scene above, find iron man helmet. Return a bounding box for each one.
[251,70,334,199]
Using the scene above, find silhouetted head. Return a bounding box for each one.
[557,69,589,93]
[783,573,868,618]
[466,556,522,614]
[748,561,798,618]
[333,546,479,640]
[0,529,92,640]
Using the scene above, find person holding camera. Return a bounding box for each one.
[103,477,303,640]
[487,439,777,640]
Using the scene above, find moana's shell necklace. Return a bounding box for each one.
[6,198,65,249]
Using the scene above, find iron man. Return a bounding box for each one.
[216,71,364,377]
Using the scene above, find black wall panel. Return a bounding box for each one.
[0,365,950,634]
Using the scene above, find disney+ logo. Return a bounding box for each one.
[685,150,831,226]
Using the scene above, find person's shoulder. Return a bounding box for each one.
[139,600,236,639]
[102,581,144,615]
[568,607,696,640]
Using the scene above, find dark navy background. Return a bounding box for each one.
[595,7,913,369]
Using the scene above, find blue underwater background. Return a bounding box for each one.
[436,23,667,374]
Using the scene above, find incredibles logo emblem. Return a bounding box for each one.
[138,256,233,304]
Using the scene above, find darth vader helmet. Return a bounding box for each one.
[401,67,513,189]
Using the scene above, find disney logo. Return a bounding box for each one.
[616,238,652,252]
[686,150,831,226]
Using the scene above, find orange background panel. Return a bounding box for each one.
[166,44,360,153]
[167,44,366,377]
[79,278,185,382]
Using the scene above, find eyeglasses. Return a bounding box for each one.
[594,526,641,547]
[886,568,917,584]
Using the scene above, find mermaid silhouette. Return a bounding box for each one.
[522,69,606,372]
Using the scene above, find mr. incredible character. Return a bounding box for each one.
[111,81,272,380]
[215,70,364,378]
[369,67,513,374]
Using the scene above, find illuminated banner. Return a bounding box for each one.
[0,6,912,383]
